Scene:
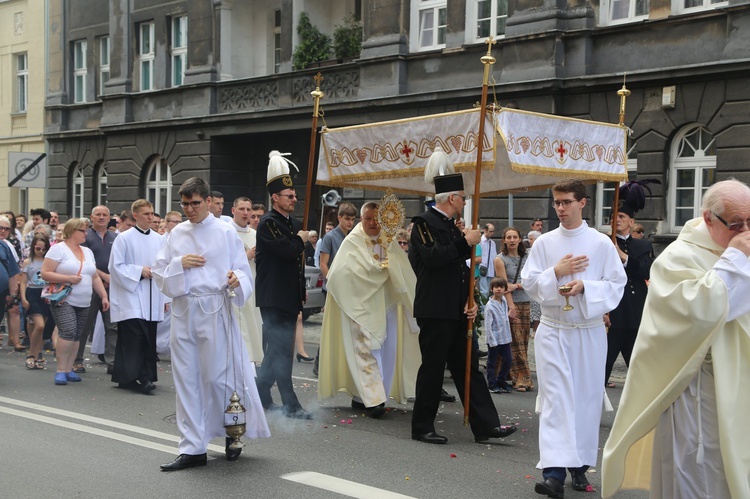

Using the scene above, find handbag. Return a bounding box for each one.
[479,264,488,276]
[42,251,84,306]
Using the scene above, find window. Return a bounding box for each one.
[603,0,649,24]
[171,16,187,87]
[139,22,155,91]
[145,157,172,215]
[74,40,87,103]
[97,163,108,206]
[16,53,28,113]
[668,124,716,231]
[595,143,638,231]
[411,0,447,51]
[679,0,728,14]
[99,36,110,96]
[273,9,282,74]
[72,165,85,218]
[473,0,507,41]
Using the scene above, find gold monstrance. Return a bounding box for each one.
[375,189,406,269]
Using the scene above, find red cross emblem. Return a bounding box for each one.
[556,143,567,159]
[401,141,414,160]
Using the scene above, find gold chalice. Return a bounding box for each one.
[558,285,574,311]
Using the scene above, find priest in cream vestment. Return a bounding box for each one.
[229,197,263,364]
[602,179,750,499]
[318,203,420,413]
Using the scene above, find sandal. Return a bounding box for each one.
[72,364,86,373]
[25,355,37,370]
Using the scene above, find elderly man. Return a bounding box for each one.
[318,201,420,418]
[522,179,626,497]
[602,179,750,498]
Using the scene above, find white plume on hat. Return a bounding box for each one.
[424,144,455,185]
[266,150,300,181]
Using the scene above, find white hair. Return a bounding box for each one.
[701,178,750,216]
[360,201,378,217]
[434,191,460,205]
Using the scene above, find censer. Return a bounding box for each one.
[224,390,247,450]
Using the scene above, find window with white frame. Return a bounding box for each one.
[74,40,87,103]
[472,0,507,41]
[16,53,28,113]
[679,0,727,14]
[171,16,187,87]
[145,157,172,215]
[595,143,638,231]
[72,165,85,218]
[411,0,447,51]
[602,0,649,25]
[99,36,110,97]
[274,9,282,74]
[668,124,716,231]
[97,163,108,206]
[139,22,155,91]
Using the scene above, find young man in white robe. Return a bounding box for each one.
[108,199,165,394]
[602,179,750,499]
[318,202,421,417]
[229,196,263,364]
[521,179,626,497]
[153,177,270,471]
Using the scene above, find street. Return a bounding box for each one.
[0,314,645,498]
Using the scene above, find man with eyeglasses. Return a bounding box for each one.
[603,179,750,498]
[603,181,656,390]
[522,178,626,497]
[255,151,314,420]
[154,177,269,471]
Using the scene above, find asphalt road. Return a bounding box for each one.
[0,315,644,498]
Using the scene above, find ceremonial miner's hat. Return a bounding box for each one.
[616,179,661,217]
[266,150,299,195]
[424,145,464,195]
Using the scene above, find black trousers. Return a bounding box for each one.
[605,326,637,382]
[412,318,500,437]
[111,318,158,384]
[255,307,302,411]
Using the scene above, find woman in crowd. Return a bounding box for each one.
[0,214,26,352]
[305,230,319,266]
[396,228,409,252]
[494,226,534,392]
[41,218,109,385]
[20,234,52,369]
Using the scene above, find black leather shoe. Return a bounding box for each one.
[140,380,156,394]
[365,403,386,419]
[411,431,448,444]
[535,476,565,498]
[296,353,314,363]
[440,389,456,403]
[225,437,242,461]
[106,364,114,375]
[284,407,314,420]
[351,399,366,410]
[475,425,518,442]
[160,453,207,471]
[570,471,593,492]
[265,402,283,412]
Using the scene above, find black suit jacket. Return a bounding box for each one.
[255,208,306,315]
[408,208,472,321]
[609,235,654,330]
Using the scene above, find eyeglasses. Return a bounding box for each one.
[713,212,750,232]
[179,200,204,209]
[0,226,10,231]
[552,199,577,208]
[278,194,297,200]
[398,241,409,246]
[166,219,181,224]
[452,194,466,202]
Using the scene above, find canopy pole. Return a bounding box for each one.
[303,73,324,230]
[464,37,496,426]
[611,76,630,243]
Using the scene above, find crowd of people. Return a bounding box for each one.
[2,158,748,496]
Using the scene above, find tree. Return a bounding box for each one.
[292,12,332,70]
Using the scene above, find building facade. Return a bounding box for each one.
[1,0,47,215]
[44,0,750,244]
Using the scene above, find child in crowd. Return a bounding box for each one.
[485,276,513,393]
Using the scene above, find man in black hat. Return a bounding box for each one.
[408,159,517,445]
[604,183,655,387]
[254,152,313,420]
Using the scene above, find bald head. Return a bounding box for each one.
[702,179,750,249]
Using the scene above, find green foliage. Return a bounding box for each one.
[292,12,332,71]
[332,14,362,61]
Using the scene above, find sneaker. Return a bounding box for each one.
[66,371,82,382]
[54,372,68,385]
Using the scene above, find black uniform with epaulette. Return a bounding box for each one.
[409,190,512,443]
[254,164,311,419]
